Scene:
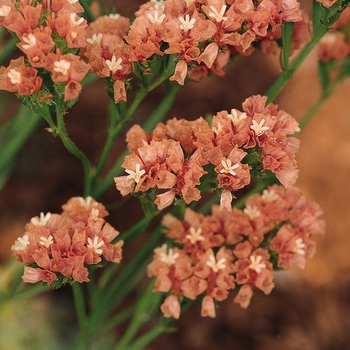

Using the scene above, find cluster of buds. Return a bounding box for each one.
[11,196,123,287]
[147,185,325,319]
[0,0,90,103]
[115,95,300,212]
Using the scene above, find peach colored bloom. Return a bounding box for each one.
[0,56,42,96]
[160,294,181,319]
[12,196,122,287]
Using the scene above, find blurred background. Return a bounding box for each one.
[1,1,350,349]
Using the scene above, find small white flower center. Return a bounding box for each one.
[86,33,103,45]
[206,254,226,272]
[212,121,222,135]
[179,14,196,33]
[79,196,93,208]
[108,13,120,19]
[208,5,227,22]
[220,159,239,176]
[125,163,146,183]
[249,255,266,273]
[7,69,21,85]
[13,234,30,251]
[54,59,71,75]
[31,212,51,226]
[147,10,166,24]
[39,235,54,248]
[87,236,104,255]
[228,109,247,125]
[293,238,305,255]
[105,55,123,75]
[0,5,11,17]
[185,227,205,244]
[159,248,179,266]
[261,189,278,201]
[250,119,269,136]
[243,205,261,220]
[70,13,84,26]
[22,34,37,50]
[89,208,100,220]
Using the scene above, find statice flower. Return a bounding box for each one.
[11,196,123,288]
[148,185,324,318]
[115,94,300,212]
[0,0,90,103]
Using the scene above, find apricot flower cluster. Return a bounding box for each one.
[0,0,310,104]
[147,185,325,319]
[115,94,300,212]
[83,0,309,103]
[11,196,123,287]
[0,0,90,102]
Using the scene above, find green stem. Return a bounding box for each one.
[299,75,345,130]
[265,28,328,103]
[80,0,96,22]
[72,283,90,350]
[55,108,92,196]
[116,281,163,350]
[88,226,162,330]
[91,103,125,192]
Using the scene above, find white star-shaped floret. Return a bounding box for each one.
[243,205,261,220]
[31,212,51,226]
[86,33,103,45]
[105,55,123,74]
[79,196,93,208]
[0,5,11,17]
[147,10,166,24]
[22,34,37,50]
[12,234,30,251]
[208,5,227,22]
[70,13,84,26]
[293,238,305,255]
[7,69,21,85]
[220,158,239,176]
[89,208,100,220]
[159,248,179,266]
[125,163,146,183]
[261,189,278,201]
[54,59,71,75]
[185,227,205,244]
[249,255,266,273]
[228,109,247,125]
[178,14,196,33]
[250,119,269,136]
[206,254,226,272]
[212,122,223,135]
[40,235,54,248]
[87,236,104,255]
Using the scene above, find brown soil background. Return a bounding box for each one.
[1,1,350,349]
